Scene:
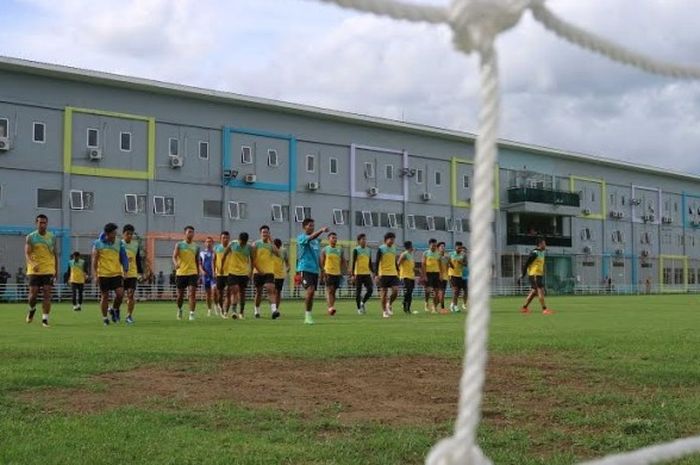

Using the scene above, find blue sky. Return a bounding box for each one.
[2,0,700,173]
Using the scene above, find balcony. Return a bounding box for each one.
[507,233,572,248]
[504,187,581,215]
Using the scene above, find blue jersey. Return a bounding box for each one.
[199,249,214,277]
[297,233,320,274]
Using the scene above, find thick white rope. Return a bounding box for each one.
[310,1,700,464]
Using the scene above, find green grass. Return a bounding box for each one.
[1,295,699,465]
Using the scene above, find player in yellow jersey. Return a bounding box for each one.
[351,233,373,315]
[25,214,58,327]
[92,223,126,326]
[222,232,253,319]
[321,232,346,316]
[122,224,143,325]
[448,241,467,313]
[422,238,441,313]
[437,242,450,313]
[172,225,202,321]
[520,237,554,315]
[213,231,231,317]
[252,225,281,319]
[398,241,416,315]
[272,238,289,312]
[375,232,399,318]
[68,251,87,312]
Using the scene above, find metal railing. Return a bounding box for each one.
[506,233,573,247]
[507,186,580,207]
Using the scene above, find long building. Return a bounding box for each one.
[1,55,699,293]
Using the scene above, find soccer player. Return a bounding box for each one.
[68,251,87,311]
[122,224,143,325]
[438,242,449,313]
[199,237,216,317]
[252,225,281,319]
[375,232,399,318]
[520,237,554,315]
[321,232,345,316]
[351,233,373,315]
[92,223,126,326]
[272,238,289,312]
[172,225,202,321]
[448,241,467,313]
[296,218,329,325]
[223,232,253,319]
[25,214,58,327]
[398,241,416,314]
[422,239,441,314]
[213,231,231,317]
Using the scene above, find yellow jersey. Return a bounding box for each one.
[254,240,276,275]
[448,251,465,277]
[273,248,287,280]
[377,244,398,277]
[527,249,545,276]
[423,250,441,273]
[94,239,123,278]
[26,230,56,275]
[228,242,252,276]
[176,241,200,276]
[68,258,86,284]
[352,246,372,275]
[214,243,229,277]
[323,245,343,276]
[398,251,415,280]
[122,239,139,278]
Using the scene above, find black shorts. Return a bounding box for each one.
[275,278,285,293]
[325,274,341,287]
[99,276,124,292]
[425,272,441,289]
[450,276,466,290]
[254,273,275,287]
[440,279,448,290]
[355,274,373,289]
[379,276,399,288]
[301,272,319,290]
[227,274,249,288]
[529,275,544,289]
[123,277,138,291]
[216,276,228,290]
[29,274,53,287]
[176,274,198,290]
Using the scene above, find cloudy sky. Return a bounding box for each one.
[3,0,700,173]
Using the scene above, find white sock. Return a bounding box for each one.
[42,313,48,320]
[305,310,312,316]
[271,303,277,313]
[190,311,195,316]
[254,306,260,314]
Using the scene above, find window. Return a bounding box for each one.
[388,213,398,229]
[203,200,223,218]
[406,214,416,230]
[329,157,338,174]
[228,201,247,220]
[621,195,626,206]
[70,190,84,210]
[454,218,464,233]
[435,217,447,231]
[199,141,209,160]
[385,165,394,180]
[267,149,279,167]
[427,215,436,231]
[364,162,375,179]
[416,169,424,184]
[87,128,99,148]
[271,204,284,223]
[120,132,132,152]
[361,210,373,227]
[446,217,454,232]
[333,208,345,225]
[306,154,316,173]
[125,194,143,214]
[295,206,311,223]
[168,138,179,156]
[463,175,469,189]
[153,196,175,215]
[434,171,442,186]
[33,122,46,143]
[415,215,428,230]
[0,118,8,138]
[241,146,253,164]
[37,188,62,209]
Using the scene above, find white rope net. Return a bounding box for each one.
[312,1,700,464]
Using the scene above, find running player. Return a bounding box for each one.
[375,232,399,318]
[25,214,58,327]
[122,224,143,325]
[351,233,373,315]
[422,239,441,314]
[213,231,231,317]
[252,225,281,320]
[438,242,449,314]
[448,241,467,313]
[68,251,87,312]
[272,238,289,312]
[321,232,345,316]
[462,251,469,311]
[200,237,216,317]
[296,218,329,325]
[398,241,416,314]
[520,237,554,315]
[172,226,201,321]
[92,223,126,326]
[223,232,253,319]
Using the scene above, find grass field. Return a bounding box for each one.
[1,295,699,465]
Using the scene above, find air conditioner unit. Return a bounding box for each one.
[244,174,257,184]
[169,155,184,168]
[87,148,102,160]
[649,215,655,222]
[582,208,592,216]
[0,136,10,151]
[583,246,592,254]
[617,211,625,219]
[223,169,238,179]
[641,250,650,258]
[421,192,432,201]
[615,249,624,256]
[307,182,319,191]
[641,215,651,222]
[662,216,673,224]
[631,198,642,206]
[609,211,618,218]
[367,186,379,196]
